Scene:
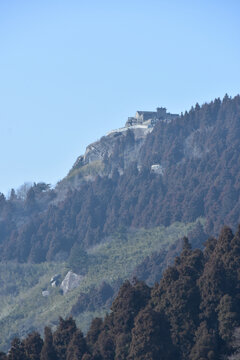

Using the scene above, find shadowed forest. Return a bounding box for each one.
[1,95,240,263]
[1,96,240,359]
[2,226,240,359]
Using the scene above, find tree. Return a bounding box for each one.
[217,295,238,343]
[25,188,36,211]
[23,331,43,360]
[40,327,58,360]
[128,307,176,360]
[228,327,240,359]
[66,330,88,360]
[86,318,103,351]
[9,188,17,201]
[68,244,89,274]
[53,317,77,360]
[189,322,217,360]
[8,338,26,360]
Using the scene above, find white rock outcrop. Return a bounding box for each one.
[60,270,83,295]
[151,164,164,175]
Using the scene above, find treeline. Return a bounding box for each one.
[2,225,240,359]
[1,95,240,262]
[140,94,240,235]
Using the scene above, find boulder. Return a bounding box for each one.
[60,270,83,295]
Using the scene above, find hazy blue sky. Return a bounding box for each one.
[0,0,240,195]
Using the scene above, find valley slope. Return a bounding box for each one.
[1,95,240,350]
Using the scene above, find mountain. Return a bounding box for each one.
[0,220,201,351]
[1,94,240,263]
[1,94,240,351]
[3,225,240,360]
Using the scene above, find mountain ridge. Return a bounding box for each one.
[1,94,240,352]
[1,95,240,263]
[63,106,179,186]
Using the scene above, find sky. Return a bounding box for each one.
[0,0,240,195]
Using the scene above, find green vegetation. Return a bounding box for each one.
[0,218,204,351]
[83,219,204,285]
[5,223,239,359]
[64,161,105,182]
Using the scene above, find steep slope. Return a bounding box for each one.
[140,94,240,234]
[1,95,240,352]
[0,220,201,351]
[1,95,240,262]
[3,225,240,360]
[60,107,177,187]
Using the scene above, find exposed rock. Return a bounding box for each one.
[70,106,178,176]
[184,126,213,159]
[42,290,50,297]
[50,274,61,286]
[72,128,147,170]
[60,270,83,295]
[151,164,164,175]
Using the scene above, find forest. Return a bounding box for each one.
[1,95,240,358]
[1,95,240,263]
[2,225,240,359]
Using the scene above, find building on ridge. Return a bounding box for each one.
[125,107,178,127]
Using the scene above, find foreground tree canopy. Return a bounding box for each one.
[3,225,240,359]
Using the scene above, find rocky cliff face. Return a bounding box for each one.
[64,107,178,186]
[60,271,83,294]
[72,125,151,170]
[2,95,240,264]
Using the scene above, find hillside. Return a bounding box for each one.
[0,95,240,263]
[2,225,240,360]
[1,95,240,351]
[0,220,202,351]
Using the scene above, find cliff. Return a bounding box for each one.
[64,107,178,185]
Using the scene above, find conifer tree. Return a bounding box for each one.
[189,321,217,360]
[23,331,43,360]
[40,327,58,360]
[66,329,88,360]
[128,307,176,360]
[86,318,103,351]
[53,317,77,360]
[217,295,238,344]
[8,338,26,360]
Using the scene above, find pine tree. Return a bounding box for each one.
[66,329,88,360]
[40,327,58,360]
[53,317,77,360]
[217,295,238,343]
[128,307,176,360]
[189,321,217,360]
[86,318,103,351]
[23,331,43,360]
[8,338,26,360]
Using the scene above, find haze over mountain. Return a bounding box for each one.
[1,1,240,358]
[3,225,240,359]
[1,95,240,263]
[1,1,240,195]
[1,95,240,356]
